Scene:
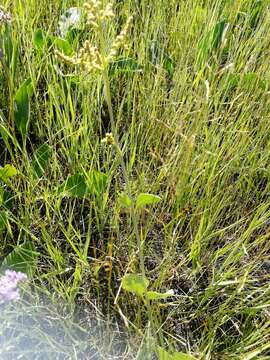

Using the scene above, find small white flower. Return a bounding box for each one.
[59,7,82,38]
[166,289,175,296]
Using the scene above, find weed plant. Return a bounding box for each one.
[0,0,270,359]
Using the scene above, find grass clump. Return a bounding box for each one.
[0,0,270,359]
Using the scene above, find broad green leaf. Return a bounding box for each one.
[3,25,19,74]
[197,20,229,68]
[31,143,51,179]
[1,242,39,276]
[34,29,46,53]
[250,0,263,29]
[88,170,108,195]
[34,29,53,52]
[146,289,174,300]
[14,78,33,138]
[60,173,88,198]
[136,193,161,209]
[164,56,174,79]
[211,20,228,50]
[53,37,73,56]
[3,26,13,66]
[60,171,107,198]
[122,274,149,297]
[0,164,17,183]
[118,192,133,208]
[158,347,197,360]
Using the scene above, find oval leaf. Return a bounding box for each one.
[118,192,133,208]
[164,56,174,79]
[0,164,17,183]
[60,173,88,198]
[122,274,149,297]
[31,143,51,179]
[146,289,174,301]
[14,78,33,138]
[87,170,108,195]
[136,193,161,209]
[34,29,47,53]
[53,37,73,56]
[197,20,229,68]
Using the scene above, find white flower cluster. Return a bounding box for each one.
[59,7,82,38]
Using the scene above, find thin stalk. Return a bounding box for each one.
[98,22,145,277]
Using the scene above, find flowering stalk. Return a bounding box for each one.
[89,4,146,277]
[98,30,146,277]
[55,2,145,276]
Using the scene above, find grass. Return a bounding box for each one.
[0,0,270,358]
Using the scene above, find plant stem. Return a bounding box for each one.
[99,23,145,276]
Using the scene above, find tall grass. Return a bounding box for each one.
[0,0,270,358]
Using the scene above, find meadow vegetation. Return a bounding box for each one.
[0,0,270,359]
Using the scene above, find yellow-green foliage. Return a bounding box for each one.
[0,0,270,359]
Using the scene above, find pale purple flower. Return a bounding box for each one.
[0,270,27,304]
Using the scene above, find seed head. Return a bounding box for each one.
[55,49,77,66]
[109,16,133,59]
[56,3,132,73]
[100,3,115,20]
[101,132,114,145]
[77,40,104,71]
[55,40,104,72]
[84,1,114,27]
